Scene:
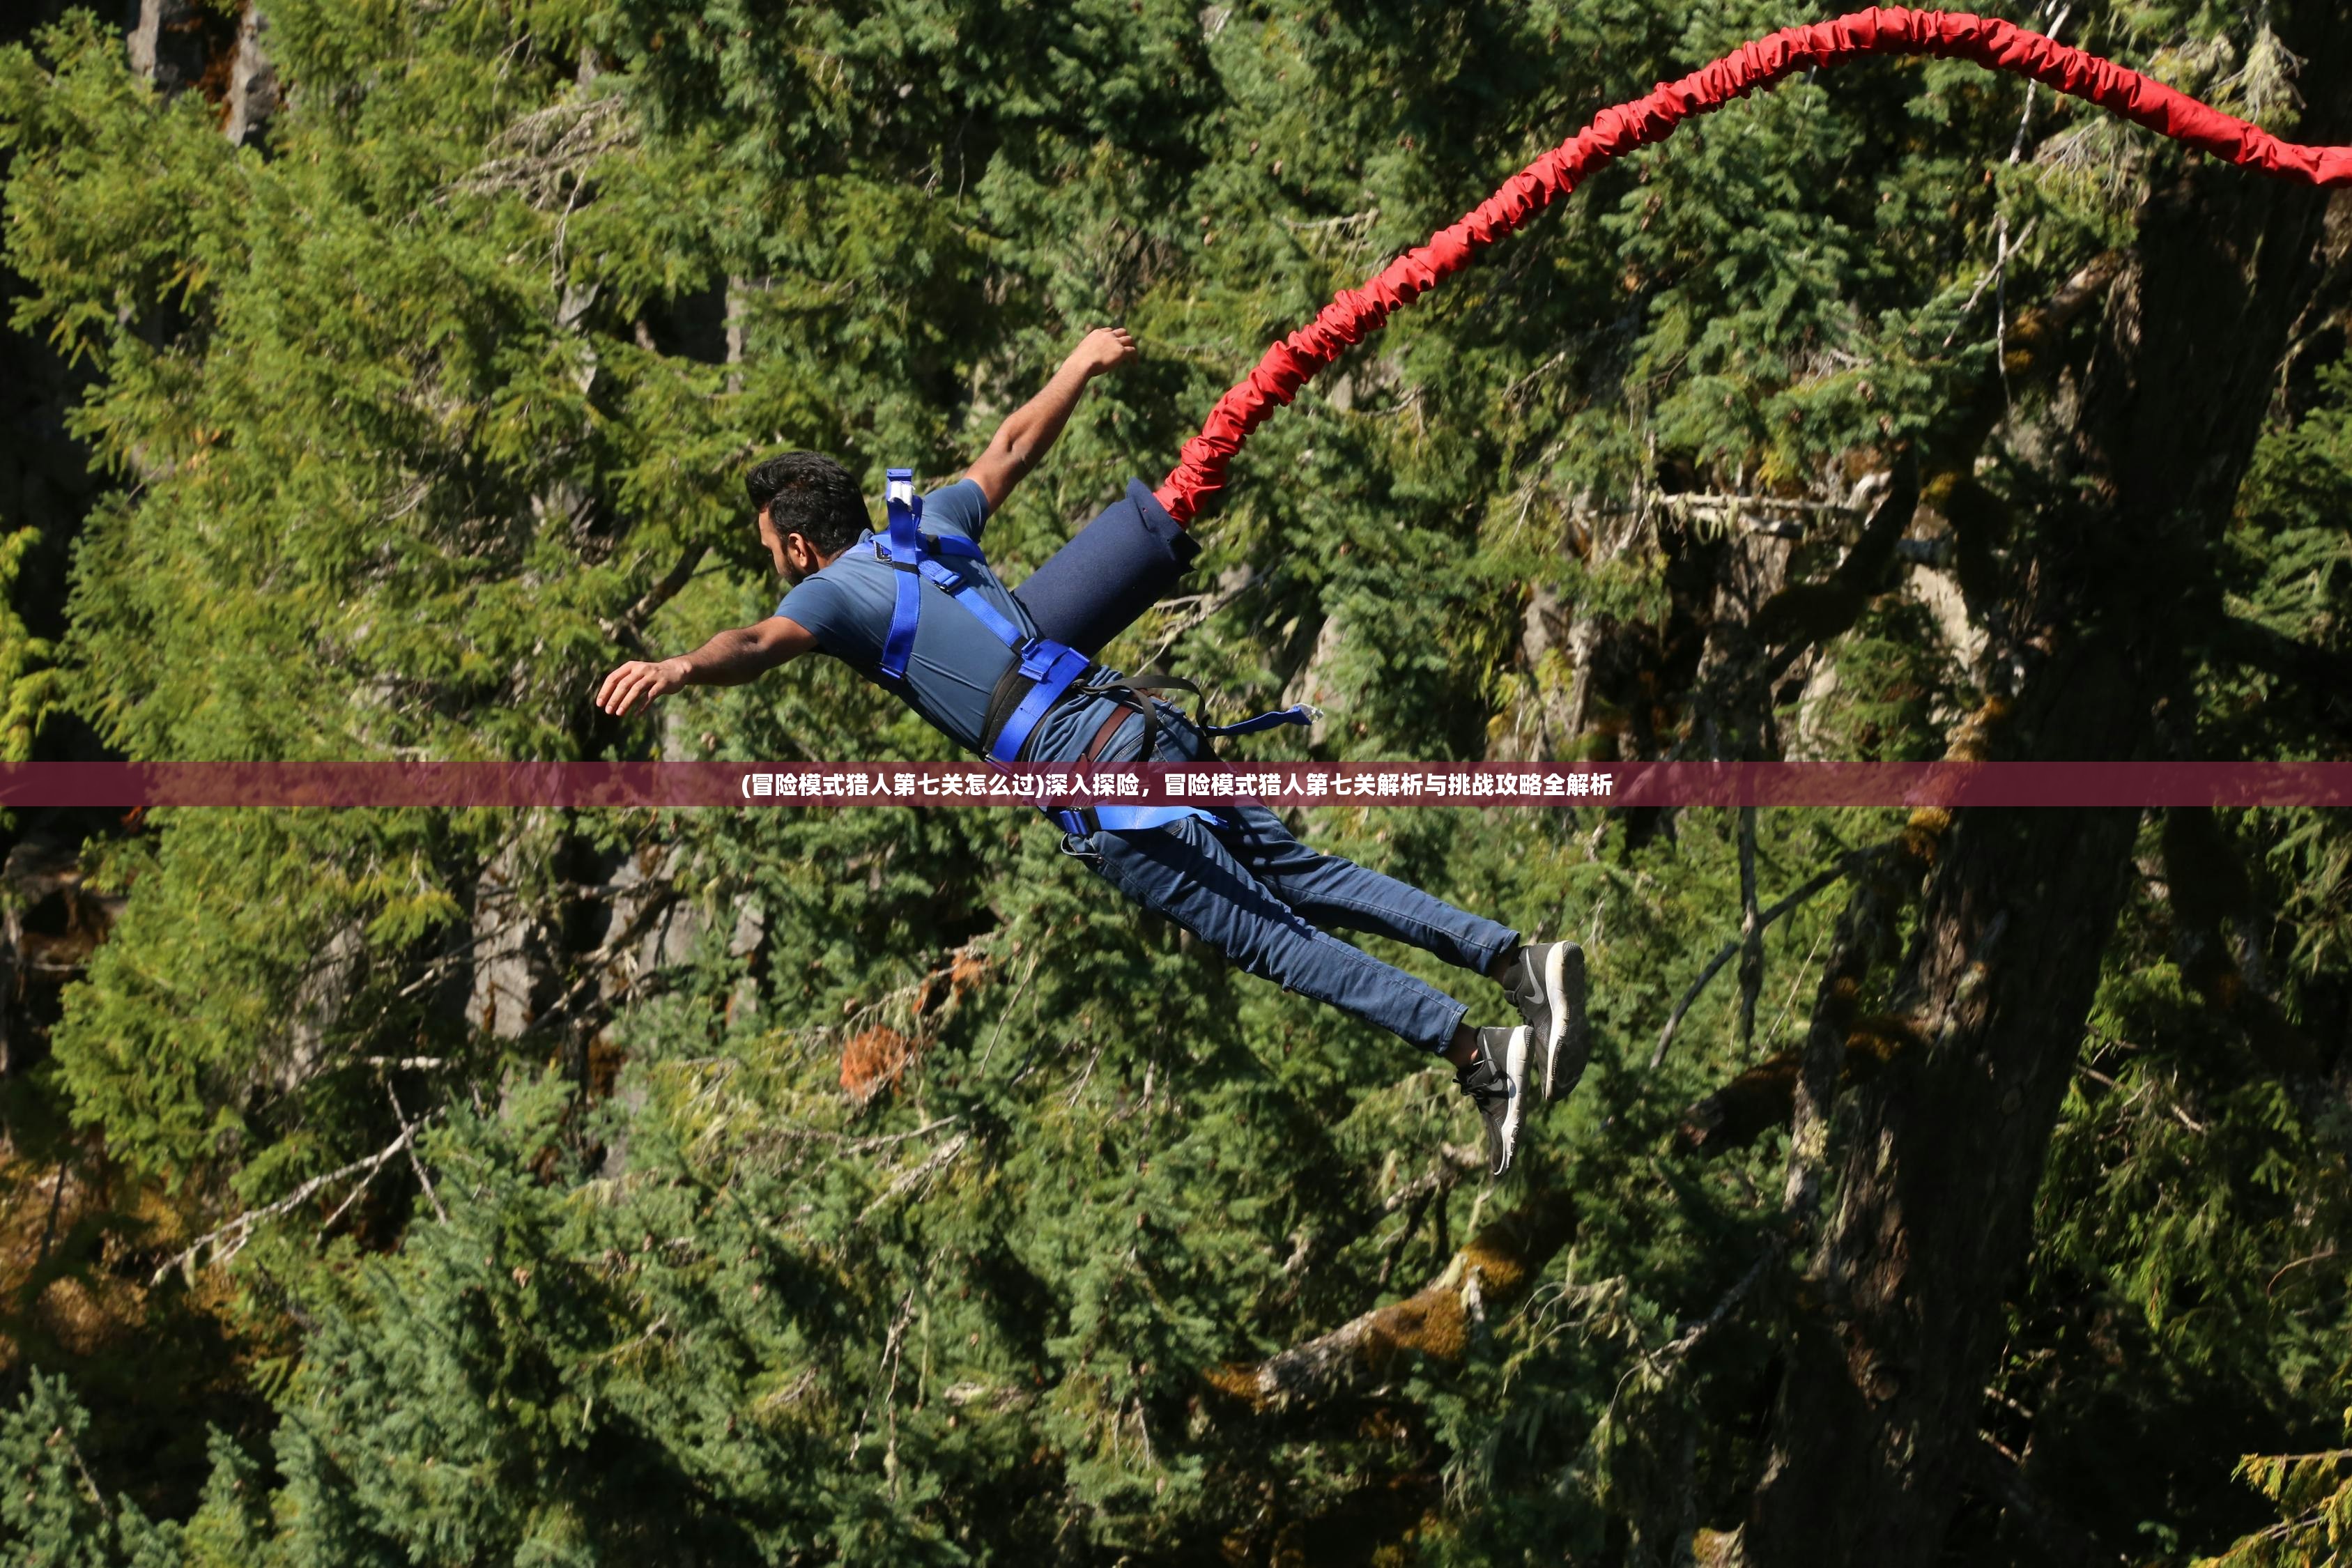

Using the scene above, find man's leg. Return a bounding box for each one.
[1219,803,1591,1109]
[1084,815,1474,1054]
[1083,814,1534,1172]
[1217,804,1518,976]
[1128,709,1514,979]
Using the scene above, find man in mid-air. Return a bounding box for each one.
[595,328,1585,1174]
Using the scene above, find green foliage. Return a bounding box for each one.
[0,1370,177,1567]
[2199,1415,2352,1568]
[0,525,56,764]
[1,1,2347,1562]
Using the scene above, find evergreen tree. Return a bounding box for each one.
[1,1,2349,1563]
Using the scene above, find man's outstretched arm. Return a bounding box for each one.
[963,326,1137,512]
[595,615,817,718]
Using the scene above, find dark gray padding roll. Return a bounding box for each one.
[1011,479,1200,657]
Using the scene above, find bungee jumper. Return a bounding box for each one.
[597,328,1586,1177]
[597,8,2352,1176]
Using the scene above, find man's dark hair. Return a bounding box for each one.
[746,452,870,557]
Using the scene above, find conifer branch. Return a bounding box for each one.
[2206,616,2352,730]
[2160,806,2323,1078]
[856,1132,971,1225]
[606,544,711,653]
[1280,1146,1483,1290]
[1216,1187,1575,1411]
[151,1120,438,1283]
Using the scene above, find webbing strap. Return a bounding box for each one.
[1114,672,1315,740]
[843,472,1291,834]
[1053,804,1217,836]
[1202,705,1319,737]
[916,558,1027,649]
[990,645,1093,766]
[879,469,923,682]
[848,537,1013,633]
[847,532,1091,764]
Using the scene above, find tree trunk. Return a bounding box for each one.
[1743,10,2352,1558]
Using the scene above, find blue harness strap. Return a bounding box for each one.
[990,643,1094,766]
[849,529,1096,767]
[1202,706,1320,738]
[853,466,1316,835]
[1072,804,1215,833]
[878,469,924,682]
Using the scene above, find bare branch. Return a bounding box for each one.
[34,1159,68,1274]
[760,1115,962,1154]
[153,1122,436,1283]
[1737,807,1763,1052]
[1662,1242,1780,1361]
[1753,452,1922,690]
[1650,852,1869,1071]
[1139,569,1261,671]
[447,93,638,210]
[857,1132,971,1224]
[975,938,1041,1074]
[1676,1021,1917,1157]
[601,543,712,656]
[385,1075,448,1224]
[516,877,686,1040]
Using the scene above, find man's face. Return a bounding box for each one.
[758,506,827,585]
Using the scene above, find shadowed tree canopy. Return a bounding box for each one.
[3,2,2352,1565]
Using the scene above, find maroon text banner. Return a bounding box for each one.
[4,761,2352,809]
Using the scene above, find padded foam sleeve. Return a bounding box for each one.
[1010,479,1199,657]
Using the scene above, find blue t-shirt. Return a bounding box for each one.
[774,479,1131,762]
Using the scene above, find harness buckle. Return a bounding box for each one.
[1015,638,1057,682]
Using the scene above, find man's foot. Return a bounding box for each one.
[1495,941,1589,1105]
[1455,1025,1530,1176]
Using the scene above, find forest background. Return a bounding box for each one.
[3,1,2351,1564]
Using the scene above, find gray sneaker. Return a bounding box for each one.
[1496,941,1589,1105]
[1455,1025,1531,1176]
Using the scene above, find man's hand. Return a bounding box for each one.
[1070,325,1137,378]
[964,325,1140,512]
[597,619,815,715]
[596,657,689,718]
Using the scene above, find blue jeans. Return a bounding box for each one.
[1075,709,1517,1052]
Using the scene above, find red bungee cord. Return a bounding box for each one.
[1152,6,2352,525]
